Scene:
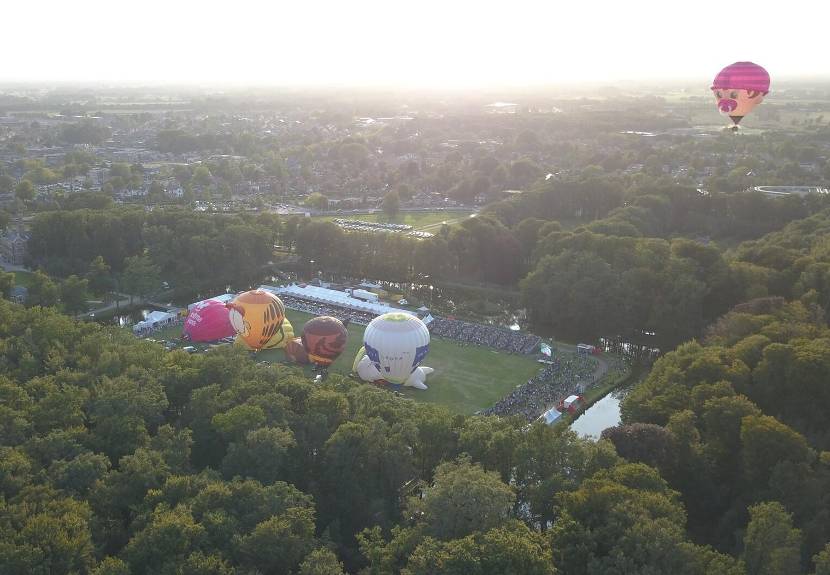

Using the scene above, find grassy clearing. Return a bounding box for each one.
[314,210,473,231]
[12,271,36,289]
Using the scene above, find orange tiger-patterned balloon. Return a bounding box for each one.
[226,289,285,351]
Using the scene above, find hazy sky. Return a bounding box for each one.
[1,0,828,87]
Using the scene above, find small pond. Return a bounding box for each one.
[571,384,634,439]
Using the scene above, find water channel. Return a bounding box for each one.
[570,382,636,439]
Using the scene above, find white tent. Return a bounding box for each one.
[537,408,562,426]
[187,293,235,311]
[133,310,177,333]
[263,284,415,317]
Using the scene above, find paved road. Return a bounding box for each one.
[78,294,142,319]
[553,342,609,389]
[418,214,472,232]
[0,262,31,273]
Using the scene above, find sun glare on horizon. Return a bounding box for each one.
[2,0,829,87]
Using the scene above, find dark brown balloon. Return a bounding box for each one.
[285,337,309,364]
[301,316,348,367]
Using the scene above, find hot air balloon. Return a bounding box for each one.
[353,312,434,390]
[301,316,348,367]
[285,337,309,364]
[235,318,294,350]
[226,289,285,351]
[711,61,770,128]
[182,299,235,342]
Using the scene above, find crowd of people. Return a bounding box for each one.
[428,317,541,354]
[481,353,599,421]
[279,295,376,325]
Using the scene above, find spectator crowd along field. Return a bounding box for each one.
[429,317,541,354]
[482,354,599,421]
[279,294,376,325]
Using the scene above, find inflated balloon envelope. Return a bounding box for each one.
[301,315,348,367]
[226,289,285,351]
[234,318,294,350]
[711,61,770,128]
[353,312,434,390]
[182,299,235,342]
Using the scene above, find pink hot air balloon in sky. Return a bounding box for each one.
[711,61,770,126]
[183,299,235,342]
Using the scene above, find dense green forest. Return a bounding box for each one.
[0,300,755,574]
[6,209,830,573]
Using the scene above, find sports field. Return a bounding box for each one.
[261,309,544,414]
[315,210,474,232]
[136,308,544,415]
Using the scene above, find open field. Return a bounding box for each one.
[12,271,35,288]
[139,308,544,415]
[314,210,474,231]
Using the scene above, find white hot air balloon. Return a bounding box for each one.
[354,312,433,390]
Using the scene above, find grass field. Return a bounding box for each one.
[315,210,474,232]
[12,271,35,288]
[143,308,542,415]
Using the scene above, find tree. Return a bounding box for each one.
[405,521,555,575]
[382,189,400,217]
[813,543,830,575]
[395,183,414,201]
[339,142,369,167]
[515,129,541,151]
[237,507,316,575]
[305,192,329,211]
[601,423,676,475]
[122,507,207,575]
[60,275,90,314]
[26,270,59,307]
[86,256,113,296]
[0,270,14,299]
[221,426,296,485]
[742,501,802,575]
[91,557,131,575]
[192,165,213,188]
[298,548,345,575]
[0,174,15,193]
[509,159,541,189]
[741,414,810,486]
[514,218,545,263]
[147,181,165,203]
[121,253,161,302]
[0,488,96,574]
[15,179,35,202]
[409,456,515,541]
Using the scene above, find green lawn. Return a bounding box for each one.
[10,271,35,289]
[268,310,541,414]
[134,308,544,415]
[315,210,473,231]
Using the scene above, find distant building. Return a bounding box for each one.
[10,286,27,304]
[485,102,519,114]
[752,185,830,198]
[0,221,29,265]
